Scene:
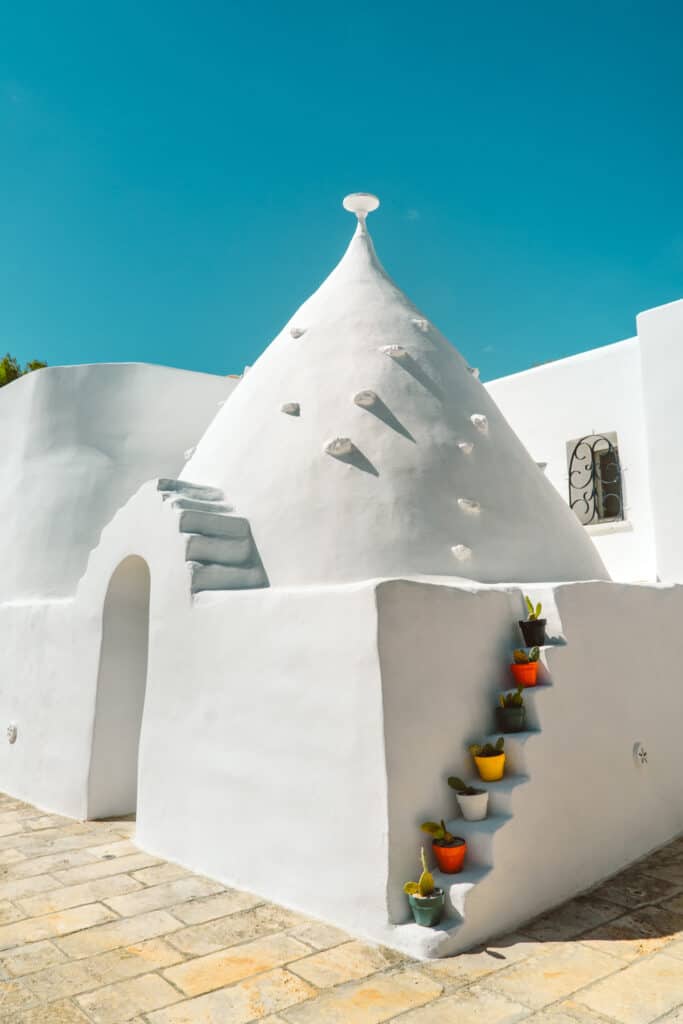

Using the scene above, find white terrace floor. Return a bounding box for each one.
[0,796,681,1023]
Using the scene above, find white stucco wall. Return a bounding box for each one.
[487,339,657,583]
[0,363,237,601]
[376,578,683,955]
[638,299,683,583]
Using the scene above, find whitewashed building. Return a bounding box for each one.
[1,196,681,960]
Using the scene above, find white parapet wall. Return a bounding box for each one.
[0,362,237,601]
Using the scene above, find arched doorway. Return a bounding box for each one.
[87,556,151,819]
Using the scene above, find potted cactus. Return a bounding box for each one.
[510,646,540,687]
[404,848,445,926]
[420,820,467,873]
[519,596,547,646]
[470,737,505,781]
[496,687,526,733]
[447,777,488,821]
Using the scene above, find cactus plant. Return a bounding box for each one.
[447,776,479,796]
[499,686,524,709]
[420,819,456,844]
[403,847,435,897]
[525,595,542,620]
[469,736,505,758]
[513,647,540,664]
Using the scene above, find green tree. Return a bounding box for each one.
[0,354,47,388]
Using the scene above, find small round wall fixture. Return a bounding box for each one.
[412,317,429,333]
[325,437,354,458]
[354,390,378,409]
[458,441,474,455]
[290,326,307,339]
[281,402,300,416]
[458,498,481,515]
[7,723,17,744]
[380,344,409,361]
[470,414,489,434]
[451,544,472,561]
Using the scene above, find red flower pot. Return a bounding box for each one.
[432,839,467,874]
[510,661,538,687]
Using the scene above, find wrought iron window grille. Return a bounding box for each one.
[567,433,624,526]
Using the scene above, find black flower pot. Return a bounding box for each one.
[496,705,526,733]
[518,618,547,646]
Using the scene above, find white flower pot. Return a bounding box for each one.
[456,790,488,821]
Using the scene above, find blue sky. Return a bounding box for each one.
[1,1,682,381]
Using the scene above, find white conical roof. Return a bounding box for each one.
[184,196,608,586]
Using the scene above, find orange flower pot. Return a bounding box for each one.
[432,839,467,874]
[510,661,538,687]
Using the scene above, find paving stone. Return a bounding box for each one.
[0,875,63,903]
[386,985,530,1023]
[55,910,182,959]
[0,822,28,839]
[147,968,317,1023]
[654,1007,683,1023]
[478,943,622,1010]
[6,850,98,880]
[0,939,68,976]
[0,978,38,1013]
[279,969,442,1023]
[17,874,143,917]
[580,904,683,960]
[663,893,683,916]
[23,937,185,1001]
[573,953,683,1023]
[85,840,140,859]
[170,889,263,926]
[130,862,190,886]
[25,816,71,832]
[523,894,625,941]
[289,940,402,988]
[7,832,112,860]
[417,934,543,991]
[644,861,683,886]
[590,869,683,910]
[0,900,25,924]
[52,853,161,886]
[75,972,181,1023]
[666,938,683,959]
[103,877,223,918]
[525,1005,617,1023]
[164,932,310,996]
[287,921,351,951]
[0,851,27,866]
[0,903,118,950]
[6,996,103,1022]
[167,904,306,956]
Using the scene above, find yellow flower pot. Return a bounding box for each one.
[473,752,505,782]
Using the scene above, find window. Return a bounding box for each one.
[566,432,623,525]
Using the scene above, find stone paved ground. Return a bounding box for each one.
[0,795,681,1023]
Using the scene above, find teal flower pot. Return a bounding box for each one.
[407,888,445,927]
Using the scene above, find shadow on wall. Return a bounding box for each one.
[87,556,151,820]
